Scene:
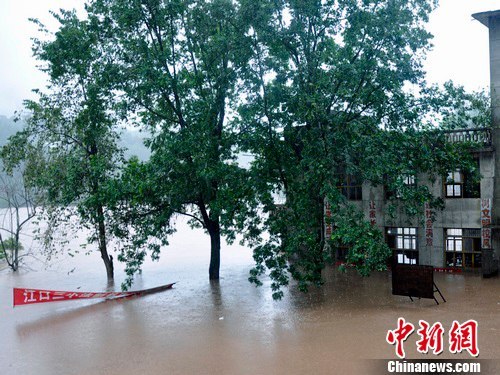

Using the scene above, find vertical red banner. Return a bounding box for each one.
[369,200,376,226]
[424,203,433,247]
[481,198,492,249]
[325,200,332,237]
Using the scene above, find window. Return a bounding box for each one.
[445,171,463,197]
[444,158,480,198]
[445,228,481,269]
[334,246,349,262]
[338,174,362,200]
[402,175,416,187]
[386,174,417,199]
[386,227,418,265]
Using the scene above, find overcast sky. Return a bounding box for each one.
[1,0,500,117]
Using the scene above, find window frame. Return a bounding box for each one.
[444,170,464,198]
[444,228,482,269]
[338,174,362,201]
[386,227,418,265]
[444,157,480,199]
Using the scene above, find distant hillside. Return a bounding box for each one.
[0,115,150,160]
[0,115,150,208]
[0,115,24,147]
[0,117,23,208]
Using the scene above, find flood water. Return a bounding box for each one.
[1,216,500,375]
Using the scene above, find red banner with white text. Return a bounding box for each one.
[13,283,175,307]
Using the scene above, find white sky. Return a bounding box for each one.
[0,0,500,117]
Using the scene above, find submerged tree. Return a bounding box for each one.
[1,10,123,280]
[88,0,258,285]
[0,170,40,271]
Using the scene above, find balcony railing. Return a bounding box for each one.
[443,128,492,147]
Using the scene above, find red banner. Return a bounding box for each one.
[13,283,175,307]
[481,198,492,249]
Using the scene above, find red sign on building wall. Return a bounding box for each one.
[481,198,492,249]
[325,201,332,237]
[369,200,376,226]
[424,203,433,247]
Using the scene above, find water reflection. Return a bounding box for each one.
[209,280,223,306]
[16,297,125,338]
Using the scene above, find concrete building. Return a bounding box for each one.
[328,10,500,277]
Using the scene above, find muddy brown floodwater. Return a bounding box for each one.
[1,217,500,375]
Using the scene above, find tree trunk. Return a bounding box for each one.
[101,244,114,280]
[12,210,21,271]
[97,203,114,280]
[13,231,19,271]
[208,220,221,280]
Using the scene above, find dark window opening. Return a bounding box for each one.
[445,228,481,269]
[335,246,349,262]
[338,174,362,200]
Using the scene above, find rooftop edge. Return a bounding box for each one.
[472,9,500,28]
